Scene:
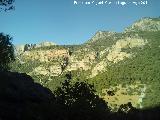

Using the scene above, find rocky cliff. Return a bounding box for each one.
[12,17,160,79]
[10,17,160,109]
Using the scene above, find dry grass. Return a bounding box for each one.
[101,83,146,110]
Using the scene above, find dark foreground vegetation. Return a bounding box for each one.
[0,70,160,120]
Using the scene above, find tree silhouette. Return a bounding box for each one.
[54,78,110,120]
[0,33,15,70]
[24,44,30,51]
[0,0,15,11]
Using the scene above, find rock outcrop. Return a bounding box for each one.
[107,37,147,63]
[87,31,116,43]
[12,17,160,79]
[125,17,160,32]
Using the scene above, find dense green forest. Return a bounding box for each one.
[89,31,160,108]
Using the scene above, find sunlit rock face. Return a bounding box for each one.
[87,31,116,43]
[35,41,56,48]
[107,37,147,63]
[13,17,160,79]
[125,17,160,32]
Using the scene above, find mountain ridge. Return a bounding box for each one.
[10,17,160,110]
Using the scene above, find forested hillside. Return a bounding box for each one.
[10,17,160,110]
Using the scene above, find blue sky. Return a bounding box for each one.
[0,0,160,45]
